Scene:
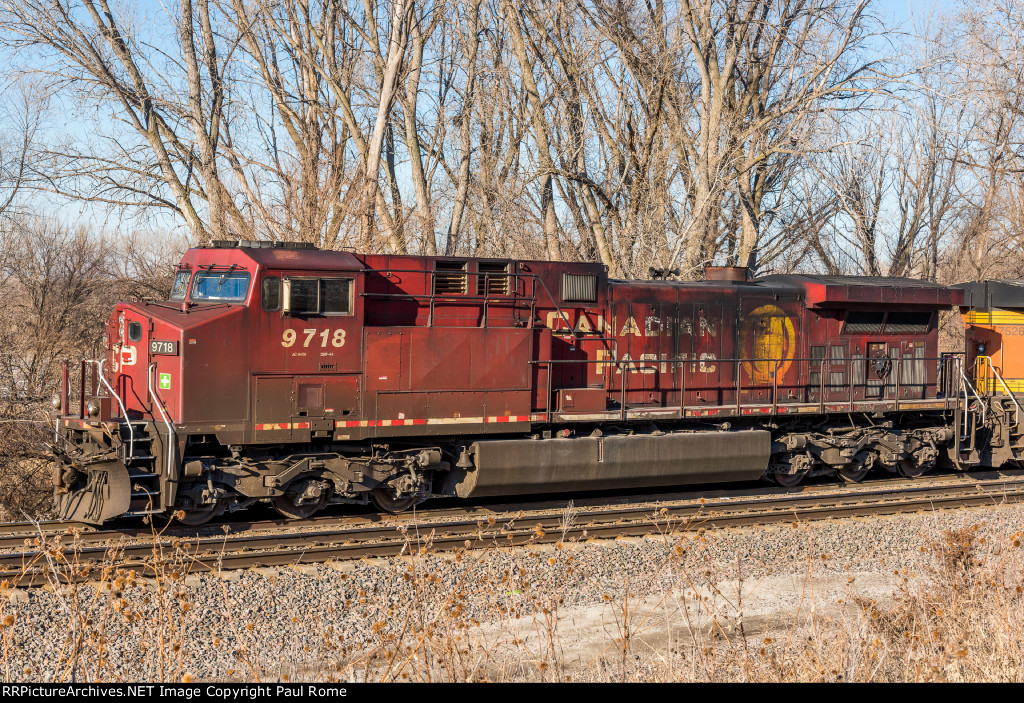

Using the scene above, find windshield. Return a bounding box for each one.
[191,271,251,302]
[169,270,191,300]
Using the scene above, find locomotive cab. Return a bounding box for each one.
[52,240,367,523]
[956,280,1024,393]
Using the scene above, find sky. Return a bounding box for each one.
[875,0,959,28]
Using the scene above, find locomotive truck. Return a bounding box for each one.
[48,240,1023,525]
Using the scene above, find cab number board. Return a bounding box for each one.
[150,340,178,355]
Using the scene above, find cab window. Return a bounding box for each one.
[322,279,352,314]
[284,277,353,315]
[192,271,251,301]
[169,270,191,300]
[262,277,281,311]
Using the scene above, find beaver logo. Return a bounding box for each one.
[739,305,796,383]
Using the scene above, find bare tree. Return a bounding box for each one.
[942,0,1024,280]
[0,0,247,241]
[0,79,47,222]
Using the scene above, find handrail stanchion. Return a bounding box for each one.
[772,360,780,416]
[61,360,69,416]
[848,356,854,410]
[678,358,686,419]
[79,360,87,419]
[620,361,628,421]
[546,360,553,424]
[895,357,901,412]
[735,360,742,415]
[819,358,826,414]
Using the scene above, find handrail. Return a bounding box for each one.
[148,362,175,480]
[529,353,958,419]
[958,359,986,436]
[364,266,583,344]
[977,355,1022,425]
[87,359,133,461]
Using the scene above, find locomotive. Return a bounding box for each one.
[48,241,1024,525]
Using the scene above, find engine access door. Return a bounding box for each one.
[865,341,891,399]
[253,374,360,443]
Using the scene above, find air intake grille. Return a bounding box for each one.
[843,311,884,334]
[298,384,323,410]
[434,262,467,294]
[562,273,598,303]
[478,262,510,295]
[885,312,931,334]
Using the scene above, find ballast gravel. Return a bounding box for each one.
[3,500,1024,681]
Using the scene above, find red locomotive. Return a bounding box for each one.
[49,241,1020,524]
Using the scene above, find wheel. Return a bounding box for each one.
[898,446,938,478]
[838,454,875,484]
[273,493,327,519]
[273,479,330,519]
[370,484,418,513]
[175,501,221,526]
[897,458,930,478]
[773,472,804,488]
[838,465,871,483]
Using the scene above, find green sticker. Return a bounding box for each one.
[159,373,171,390]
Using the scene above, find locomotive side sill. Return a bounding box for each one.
[552,398,955,424]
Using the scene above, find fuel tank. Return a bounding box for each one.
[440,429,771,498]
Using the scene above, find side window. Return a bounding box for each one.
[322,278,352,315]
[283,278,353,315]
[289,279,319,314]
[262,277,281,311]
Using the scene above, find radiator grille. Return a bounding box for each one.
[562,273,598,303]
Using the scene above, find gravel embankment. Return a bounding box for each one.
[3,500,1024,680]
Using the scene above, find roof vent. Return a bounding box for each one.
[210,239,318,250]
[704,266,750,282]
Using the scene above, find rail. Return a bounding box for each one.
[529,353,964,423]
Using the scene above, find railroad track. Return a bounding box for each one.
[8,468,1022,544]
[4,471,1024,587]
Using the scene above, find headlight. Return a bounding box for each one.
[86,400,100,417]
[51,395,61,410]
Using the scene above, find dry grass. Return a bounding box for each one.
[0,514,1023,682]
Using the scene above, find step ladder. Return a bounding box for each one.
[117,420,163,516]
